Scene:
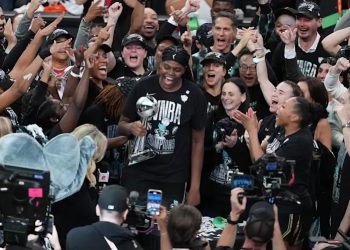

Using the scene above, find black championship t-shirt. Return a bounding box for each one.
[123,75,207,182]
[266,127,314,206]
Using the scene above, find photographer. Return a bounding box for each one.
[201,77,252,217]
[233,97,316,250]
[216,188,286,250]
[66,185,143,250]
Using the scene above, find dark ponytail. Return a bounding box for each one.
[293,97,325,129]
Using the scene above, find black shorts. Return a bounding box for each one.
[279,213,313,246]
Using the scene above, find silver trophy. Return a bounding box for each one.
[128,94,158,166]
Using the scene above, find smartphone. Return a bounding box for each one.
[94,0,105,7]
[146,189,162,216]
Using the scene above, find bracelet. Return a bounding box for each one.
[253,56,265,64]
[227,214,239,225]
[70,70,81,78]
[342,121,350,129]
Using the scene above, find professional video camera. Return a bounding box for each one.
[214,117,238,142]
[0,164,51,247]
[230,153,298,205]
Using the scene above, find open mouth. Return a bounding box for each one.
[207,73,215,80]
[0,25,4,32]
[98,65,107,74]
[129,56,138,63]
[144,25,155,32]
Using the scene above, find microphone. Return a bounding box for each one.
[129,191,139,207]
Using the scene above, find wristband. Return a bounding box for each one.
[253,56,265,64]
[70,70,81,78]
[227,215,239,225]
[39,47,51,60]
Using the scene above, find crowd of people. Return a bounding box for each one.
[0,0,350,249]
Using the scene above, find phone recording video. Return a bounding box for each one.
[146,189,162,216]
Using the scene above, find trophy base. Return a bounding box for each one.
[128,149,156,166]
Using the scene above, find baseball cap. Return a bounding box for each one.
[296,1,321,19]
[245,201,275,244]
[162,46,190,68]
[121,33,147,48]
[99,44,112,53]
[275,7,297,20]
[98,185,129,212]
[200,52,227,67]
[47,29,74,44]
[196,23,213,48]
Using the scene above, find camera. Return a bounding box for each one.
[214,117,238,142]
[336,45,350,60]
[0,164,51,247]
[229,154,298,205]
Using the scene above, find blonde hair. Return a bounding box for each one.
[71,124,107,187]
[0,116,12,138]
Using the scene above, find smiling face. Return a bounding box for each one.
[141,8,159,39]
[158,60,185,92]
[121,43,147,71]
[269,81,295,113]
[203,61,226,88]
[90,48,108,80]
[221,81,246,112]
[239,54,257,87]
[212,16,236,53]
[296,15,321,41]
[317,63,331,82]
[275,14,296,36]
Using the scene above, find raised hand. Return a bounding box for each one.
[223,129,238,148]
[334,57,350,73]
[50,38,72,55]
[27,0,44,18]
[182,0,200,15]
[169,6,188,27]
[181,24,193,51]
[108,2,123,23]
[96,25,112,44]
[85,0,106,23]
[4,18,16,47]
[74,46,87,66]
[279,26,297,48]
[30,15,46,33]
[37,14,64,38]
[230,188,247,219]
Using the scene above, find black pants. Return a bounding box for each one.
[121,166,186,208]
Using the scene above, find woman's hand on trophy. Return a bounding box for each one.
[130,121,147,137]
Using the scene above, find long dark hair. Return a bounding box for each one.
[292,96,324,129]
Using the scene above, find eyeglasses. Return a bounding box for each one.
[240,64,256,72]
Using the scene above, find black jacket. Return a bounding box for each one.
[66,221,143,250]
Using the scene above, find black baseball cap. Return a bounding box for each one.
[98,185,129,212]
[162,46,190,68]
[275,7,297,20]
[47,29,74,44]
[296,1,321,19]
[245,201,275,244]
[121,33,147,48]
[196,23,213,48]
[200,52,227,67]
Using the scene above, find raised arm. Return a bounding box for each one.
[254,33,275,106]
[217,188,247,248]
[325,57,349,101]
[322,27,350,56]
[58,52,91,133]
[9,14,64,80]
[280,26,305,82]
[124,0,144,34]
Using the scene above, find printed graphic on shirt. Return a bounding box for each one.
[266,138,281,154]
[210,150,232,185]
[297,59,318,78]
[146,99,183,154]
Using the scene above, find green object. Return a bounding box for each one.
[188,15,199,31]
[322,10,348,29]
[213,216,226,229]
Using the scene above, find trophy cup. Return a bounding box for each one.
[128,94,158,166]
